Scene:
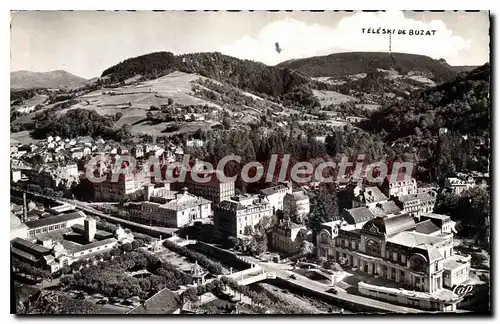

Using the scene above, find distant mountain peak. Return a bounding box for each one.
[10,70,88,90]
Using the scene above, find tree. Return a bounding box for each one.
[181,287,198,303]
[121,242,133,252]
[132,239,144,250]
[61,266,71,275]
[222,117,233,130]
[110,248,121,257]
[300,241,314,255]
[115,112,123,121]
[102,251,111,261]
[168,98,174,106]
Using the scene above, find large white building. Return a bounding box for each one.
[381,174,417,199]
[128,189,212,228]
[283,190,310,221]
[11,215,134,274]
[259,183,292,214]
[94,171,151,201]
[271,220,309,255]
[317,211,471,311]
[395,192,437,220]
[180,170,235,204]
[214,194,272,239]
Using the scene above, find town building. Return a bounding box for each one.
[128,188,212,228]
[317,211,470,311]
[181,170,235,204]
[380,174,417,199]
[25,211,87,239]
[259,183,292,214]
[11,216,134,274]
[395,192,437,220]
[131,145,145,159]
[352,186,389,209]
[420,213,456,235]
[214,194,272,239]
[444,176,475,195]
[143,182,172,201]
[93,171,151,201]
[270,220,308,255]
[283,190,310,221]
[185,139,205,148]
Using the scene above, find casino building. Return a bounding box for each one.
[317,210,470,311]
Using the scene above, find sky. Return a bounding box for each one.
[10,11,490,79]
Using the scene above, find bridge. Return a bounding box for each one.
[218,263,276,286]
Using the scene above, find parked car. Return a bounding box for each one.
[327,288,338,295]
[96,299,108,305]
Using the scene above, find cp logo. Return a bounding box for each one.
[453,284,473,298]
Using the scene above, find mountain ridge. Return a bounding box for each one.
[11,70,88,90]
[276,52,458,82]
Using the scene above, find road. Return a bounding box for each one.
[240,255,424,314]
[17,190,425,313]
[17,190,177,237]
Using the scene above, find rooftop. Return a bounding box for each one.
[289,190,309,201]
[127,288,180,315]
[25,211,86,229]
[362,186,388,203]
[387,231,448,248]
[421,213,451,221]
[442,254,471,270]
[369,201,402,217]
[260,184,290,196]
[68,238,117,254]
[217,195,269,212]
[11,237,51,255]
[11,246,39,262]
[415,220,442,235]
[145,192,211,211]
[344,207,376,224]
[398,192,435,203]
[385,173,415,183]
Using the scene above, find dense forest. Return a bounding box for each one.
[359,63,490,183]
[30,108,132,141]
[277,52,458,81]
[101,51,320,108]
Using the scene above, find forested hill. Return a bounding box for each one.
[101,51,320,107]
[361,63,490,182]
[277,52,457,82]
[363,63,490,141]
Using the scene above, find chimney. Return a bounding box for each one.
[22,192,28,223]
